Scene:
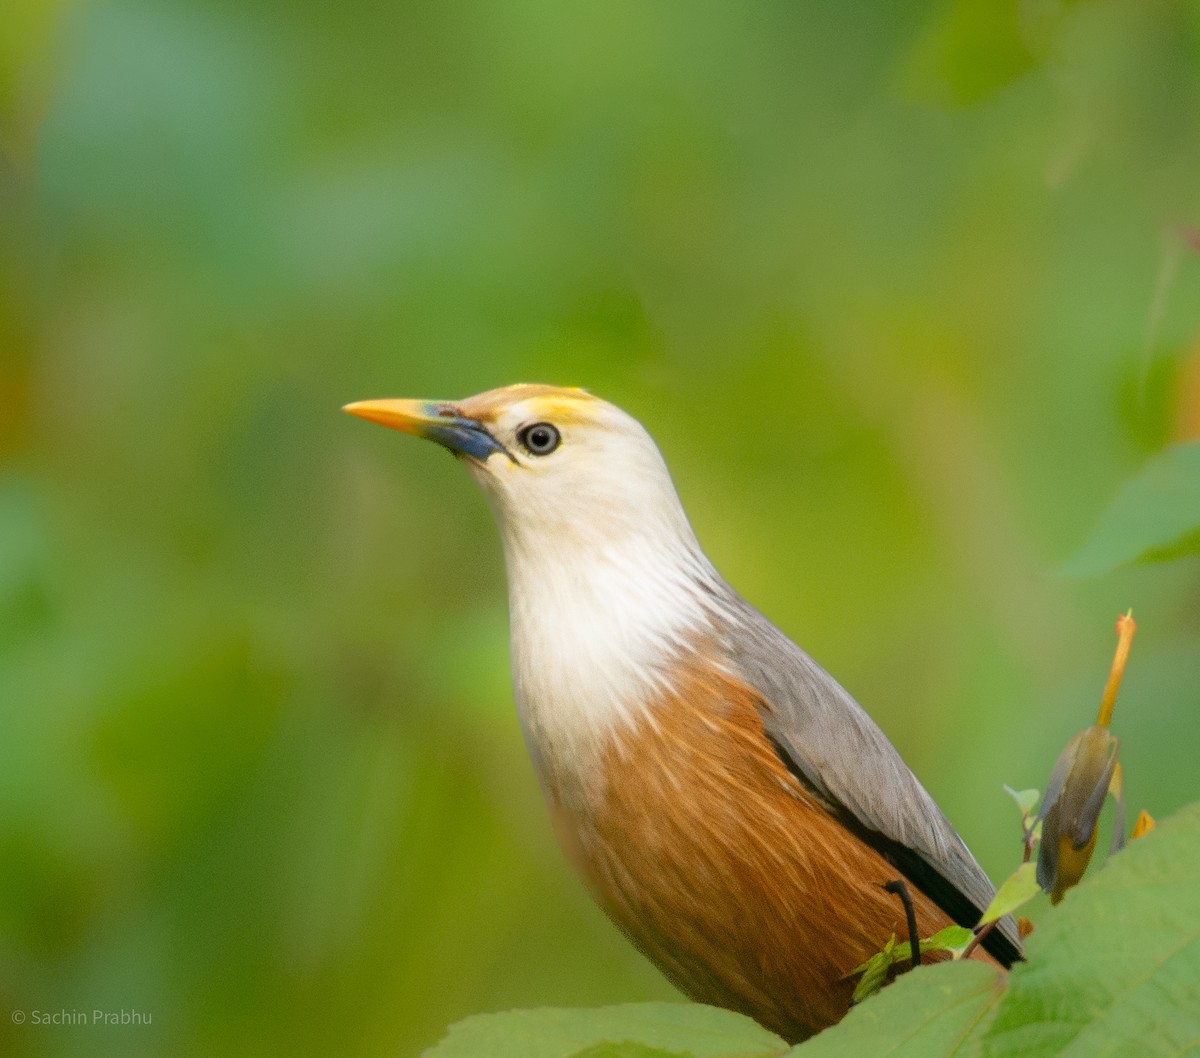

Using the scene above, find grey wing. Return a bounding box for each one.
[717,597,1022,961]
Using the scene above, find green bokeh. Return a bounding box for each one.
[2,1,1199,1055]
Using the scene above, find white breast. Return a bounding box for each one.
[502,531,722,796]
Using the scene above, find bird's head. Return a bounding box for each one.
[344,384,698,557]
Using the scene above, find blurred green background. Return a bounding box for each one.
[2,0,1199,1055]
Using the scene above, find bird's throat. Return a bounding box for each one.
[502,533,724,798]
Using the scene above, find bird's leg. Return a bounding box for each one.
[882,880,921,969]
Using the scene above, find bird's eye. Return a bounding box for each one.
[518,422,561,456]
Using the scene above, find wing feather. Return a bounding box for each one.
[715,596,1022,965]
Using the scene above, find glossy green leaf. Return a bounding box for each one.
[981,801,1200,1057]
[978,863,1041,926]
[1060,442,1200,576]
[424,1003,788,1058]
[921,925,976,956]
[794,961,1003,1057]
[568,1044,692,1058]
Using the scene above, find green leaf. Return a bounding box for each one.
[849,926,976,1004]
[897,926,976,963]
[922,925,976,956]
[851,941,896,1005]
[423,1003,788,1058]
[1060,441,1200,576]
[793,961,1003,1056]
[1002,786,1040,816]
[568,1044,694,1058]
[981,801,1200,1057]
[850,927,975,978]
[978,863,1041,925]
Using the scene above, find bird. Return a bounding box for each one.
[344,383,1021,1043]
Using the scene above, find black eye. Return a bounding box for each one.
[518,422,561,456]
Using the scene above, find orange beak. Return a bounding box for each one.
[343,398,442,435]
[343,398,508,462]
